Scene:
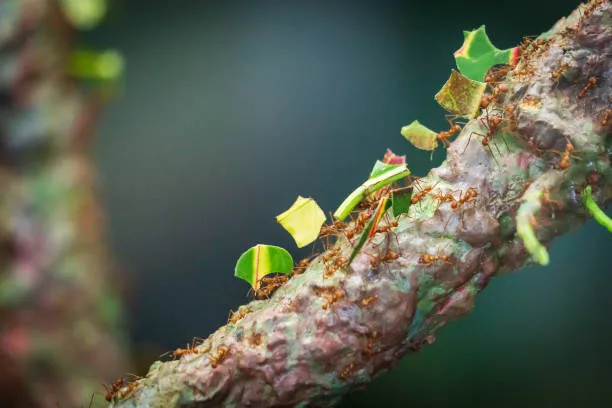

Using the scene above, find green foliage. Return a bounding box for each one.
[453,25,520,81]
[391,187,412,217]
[369,161,402,179]
[516,190,550,266]
[60,0,107,30]
[582,186,612,233]
[400,120,438,151]
[234,245,293,290]
[334,164,410,220]
[69,50,124,82]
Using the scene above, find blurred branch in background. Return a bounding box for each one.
[0,0,129,407]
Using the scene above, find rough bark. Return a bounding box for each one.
[110,1,611,407]
[0,1,130,407]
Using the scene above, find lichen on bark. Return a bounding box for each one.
[109,1,612,407]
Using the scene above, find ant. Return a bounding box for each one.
[324,256,347,278]
[254,274,288,299]
[363,330,380,357]
[514,65,535,79]
[465,108,503,154]
[375,219,398,234]
[418,251,453,265]
[479,83,508,111]
[433,191,457,208]
[293,256,314,275]
[578,76,597,99]
[319,215,347,238]
[248,333,262,347]
[581,0,604,19]
[117,381,139,400]
[484,65,512,84]
[436,118,463,147]
[322,289,344,310]
[322,245,342,264]
[349,208,374,235]
[170,338,205,359]
[551,61,569,82]
[104,378,125,402]
[338,363,356,381]
[504,105,518,132]
[558,139,577,170]
[600,108,611,126]
[228,307,252,325]
[209,345,230,368]
[369,249,399,268]
[454,187,478,209]
[361,295,379,307]
[104,374,140,402]
[410,181,438,205]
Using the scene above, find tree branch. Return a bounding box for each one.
[109,1,612,406]
[0,1,130,407]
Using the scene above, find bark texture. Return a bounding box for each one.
[110,1,611,407]
[0,1,130,407]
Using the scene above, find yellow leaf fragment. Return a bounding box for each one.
[276,196,326,248]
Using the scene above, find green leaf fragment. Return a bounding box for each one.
[391,186,412,217]
[369,160,403,179]
[454,25,520,81]
[435,69,487,119]
[60,0,107,30]
[516,190,549,266]
[334,164,410,220]
[401,120,438,151]
[69,50,125,82]
[581,186,612,233]
[234,244,294,290]
[276,196,326,248]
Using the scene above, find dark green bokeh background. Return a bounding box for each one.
[87,1,611,406]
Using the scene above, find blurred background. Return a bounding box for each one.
[2,0,611,407]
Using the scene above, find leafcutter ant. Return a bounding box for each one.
[338,363,356,381]
[322,288,344,310]
[253,274,288,299]
[600,108,611,126]
[361,295,379,307]
[578,76,597,99]
[228,307,252,325]
[209,345,230,368]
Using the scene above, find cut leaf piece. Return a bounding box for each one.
[369,160,402,179]
[276,196,326,248]
[454,25,520,82]
[234,244,293,290]
[401,120,438,151]
[334,164,410,220]
[382,149,406,165]
[435,69,487,118]
[391,186,412,217]
[581,186,612,233]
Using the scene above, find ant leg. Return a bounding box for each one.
[444,113,467,127]
[463,131,486,153]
